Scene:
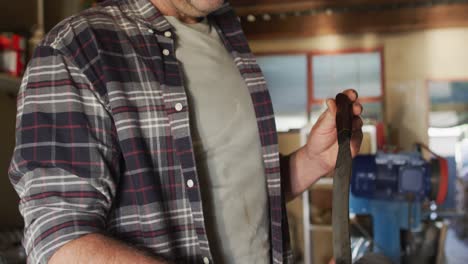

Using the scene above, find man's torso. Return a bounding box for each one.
[10,0,290,263]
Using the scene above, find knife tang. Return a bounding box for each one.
[335,93,354,144]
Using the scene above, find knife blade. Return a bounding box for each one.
[332,93,354,264]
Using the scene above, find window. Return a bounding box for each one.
[256,48,385,131]
[427,80,468,156]
[256,55,308,132]
[428,80,468,128]
[310,50,384,122]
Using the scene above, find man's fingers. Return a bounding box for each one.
[351,116,363,157]
[350,129,363,157]
[326,98,337,115]
[343,89,358,102]
[342,89,363,116]
[352,116,363,131]
[353,100,363,116]
[333,89,362,157]
[326,89,362,119]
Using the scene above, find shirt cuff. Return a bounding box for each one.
[24,213,104,264]
[280,154,291,199]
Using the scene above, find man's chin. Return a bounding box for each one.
[172,0,224,18]
[191,0,224,15]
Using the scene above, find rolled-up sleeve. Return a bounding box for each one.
[8,44,120,263]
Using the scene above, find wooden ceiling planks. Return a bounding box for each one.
[229,1,468,39]
[230,0,429,15]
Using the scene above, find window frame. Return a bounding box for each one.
[255,47,386,118]
[425,78,468,129]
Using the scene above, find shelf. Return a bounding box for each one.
[312,177,333,189]
[0,73,21,94]
[309,224,333,232]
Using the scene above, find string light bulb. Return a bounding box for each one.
[247,14,256,22]
[262,14,272,21]
[239,1,461,23]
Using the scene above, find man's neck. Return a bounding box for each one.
[149,0,201,24]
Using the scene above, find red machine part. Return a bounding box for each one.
[417,142,449,205]
[436,157,449,205]
[376,122,387,150]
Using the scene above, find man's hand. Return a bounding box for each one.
[285,89,363,200]
[304,89,363,174]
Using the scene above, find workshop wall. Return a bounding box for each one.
[44,0,82,31]
[0,0,81,32]
[0,0,36,32]
[0,94,22,227]
[249,28,468,150]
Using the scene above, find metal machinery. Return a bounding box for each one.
[349,149,455,263]
[301,130,457,263]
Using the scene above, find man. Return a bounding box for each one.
[9,0,363,263]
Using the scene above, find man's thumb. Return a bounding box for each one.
[326,98,337,115]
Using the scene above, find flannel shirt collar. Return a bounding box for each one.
[121,0,233,32]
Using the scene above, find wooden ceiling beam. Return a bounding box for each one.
[231,0,429,15]
[235,2,322,16]
[231,0,426,6]
[239,3,468,39]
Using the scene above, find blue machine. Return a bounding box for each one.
[351,154,431,202]
[349,152,453,263]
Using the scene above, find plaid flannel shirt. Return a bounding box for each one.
[8,0,292,263]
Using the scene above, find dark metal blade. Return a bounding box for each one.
[333,136,352,264]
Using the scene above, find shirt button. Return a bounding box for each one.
[162,49,170,56]
[164,31,172,38]
[148,28,154,34]
[187,179,194,188]
[175,103,183,112]
[203,257,210,264]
